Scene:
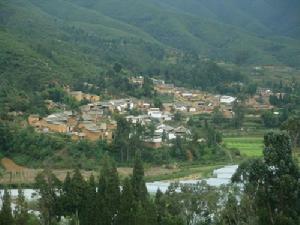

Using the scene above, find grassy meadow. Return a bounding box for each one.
[224,136,264,157]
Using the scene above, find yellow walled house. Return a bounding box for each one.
[89,94,100,102]
[71,132,86,141]
[70,91,85,101]
[82,128,102,141]
[41,121,69,133]
[70,91,100,103]
[28,114,41,127]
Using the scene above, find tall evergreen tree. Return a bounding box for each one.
[70,169,87,225]
[116,178,135,225]
[132,151,148,203]
[14,189,29,225]
[81,175,97,225]
[155,189,166,225]
[131,152,157,225]
[35,169,61,225]
[0,188,14,225]
[232,131,300,225]
[97,155,120,225]
[62,172,73,217]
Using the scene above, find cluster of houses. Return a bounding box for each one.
[28,95,151,142]
[148,77,238,117]
[144,124,191,148]
[26,76,282,145]
[28,111,116,142]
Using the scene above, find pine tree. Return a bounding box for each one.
[62,172,73,216]
[81,175,97,225]
[131,152,157,225]
[132,151,148,203]
[71,168,87,225]
[0,188,14,225]
[142,199,158,225]
[97,155,120,225]
[155,189,165,225]
[116,178,135,225]
[35,169,61,225]
[14,189,29,225]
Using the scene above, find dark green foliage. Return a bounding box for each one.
[130,154,158,225]
[14,189,30,225]
[0,189,14,225]
[142,77,155,98]
[116,178,135,225]
[206,126,222,148]
[153,97,163,110]
[174,112,182,122]
[0,122,12,152]
[0,121,111,168]
[281,115,300,147]
[231,101,245,128]
[35,169,62,225]
[170,137,187,161]
[132,152,148,202]
[231,131,300,225]
[97,155,120,225]
[81,175,97,225]
[211,107,225,125]
[269,94,292,107]
[155,182,220,225]
[1,0,299,115]
[261,111,279,128]
[113,63,123,73]
[63,169,87,224]
[112,117,131,162]
[155,189,185,225]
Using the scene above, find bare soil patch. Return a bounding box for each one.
[1,157,28,172]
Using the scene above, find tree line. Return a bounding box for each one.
[1,131,299,225]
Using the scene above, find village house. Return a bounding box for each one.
[162,103,173,112]
[70,91,100,102]
[151,78,165,85]
[28,114,41,127]
[173,103,188,112]
[94,101,113,113]
[155,124,176,140]
[257,88,273,97]
[174,126,191,137]
[125,115,151,125]
[110,99,134,112]
[29,111,78,134]
[71,132,86,141]
[219,95,236,105]
[181,92,193,98]
[144,136,163,148]
[161,112,173,121]
[154,83,175,94]
[77,121,114,142]
[136,100,151,111]
[148,124,191,145]
[130,76,144,86]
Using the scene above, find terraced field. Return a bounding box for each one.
[224,137,264,157]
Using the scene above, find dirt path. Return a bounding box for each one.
[0,158,180,185]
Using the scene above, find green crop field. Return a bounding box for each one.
[224,137,264,157]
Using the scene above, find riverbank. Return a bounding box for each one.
[0,158,229,188]
[0,164,239,200]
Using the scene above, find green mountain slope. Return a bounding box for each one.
[0,0,299,93]
[68,0,300,65]
[0,0,170,91]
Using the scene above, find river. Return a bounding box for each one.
[0,164,239,201]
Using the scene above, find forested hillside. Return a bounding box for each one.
[1,0,300,93]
